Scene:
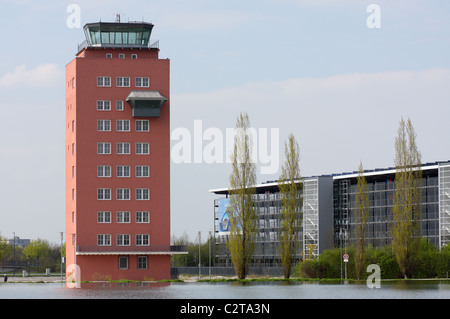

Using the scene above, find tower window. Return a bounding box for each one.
[136,142,149,154]
[117,165,130,177]
[97,100,111,111]
[118,256,128,269]
[97,188,111,200]
[116,188,130,200]
[116,77,130,87]
[97,165,111,177]
[117,142,130,154]
[137,256,148,269]
[97,76,111,87]
[136,165,149,177]
[136,234,149,246]
[97,120,111,131]
[135,77,149,87]
[97,234,111,246]
[136,188,150,200]
[117,120,130,131]
[117,234,130,246]
[116,100,124,111]
[136,211,150,223]
[117,211,130,223]
[136,120,149,132]
[97,142,111,154]
[97,211,111,223]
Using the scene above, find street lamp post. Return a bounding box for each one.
[60,232,64,283]
[209,231,212,279]
[339,228,342,280]
[13,232,15,277]
[198,231,201,280]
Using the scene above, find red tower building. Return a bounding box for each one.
[66,21,177,281]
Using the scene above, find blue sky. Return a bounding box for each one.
[0,0,449,244]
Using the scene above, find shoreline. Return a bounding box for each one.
[2,276,64,283]
[2,275,449,284]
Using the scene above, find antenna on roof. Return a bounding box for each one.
[116,14,121,23]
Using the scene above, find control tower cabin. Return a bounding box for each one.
[66,21,176,282]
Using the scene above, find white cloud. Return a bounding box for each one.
[0,63,63,88]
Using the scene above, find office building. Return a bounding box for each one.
[8,237,30,247]
[211,161,450,267]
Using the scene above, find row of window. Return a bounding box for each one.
[98,165,150,178]
[97,234,150,246]
[98,100,126,111]
[119,256,148,270]
[97,142,149,154]
[97,119,149,132]
[97,188,150,200]
[106,53,138,59]
[97,211,149,223]
[97,76,149,88]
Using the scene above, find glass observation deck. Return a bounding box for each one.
[82,21,154,49]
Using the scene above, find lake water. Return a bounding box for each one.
[1,280,449,299]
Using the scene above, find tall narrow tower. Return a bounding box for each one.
[66,21,172,281]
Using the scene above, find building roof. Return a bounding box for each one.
[77,21,158,53]
[84,21,154,47]
[209,160,450,195]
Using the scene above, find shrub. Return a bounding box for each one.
[365,245,401,279]
[293,241,450,280]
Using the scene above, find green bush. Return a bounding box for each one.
[437,244,450,278]
[294,241,449,280]
[365,245,401,279]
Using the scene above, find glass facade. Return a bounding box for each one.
[84,22,153,48]
[214,190,302,267]
[334,168,441,249]
[439,165,450,248]
[303,179,319,259]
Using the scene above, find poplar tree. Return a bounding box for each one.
[391,117,422,279]
[278,133,302,279]
[354,162,369,280]
[226,112,257,279]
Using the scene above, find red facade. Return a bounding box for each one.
[66,31,171,281]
